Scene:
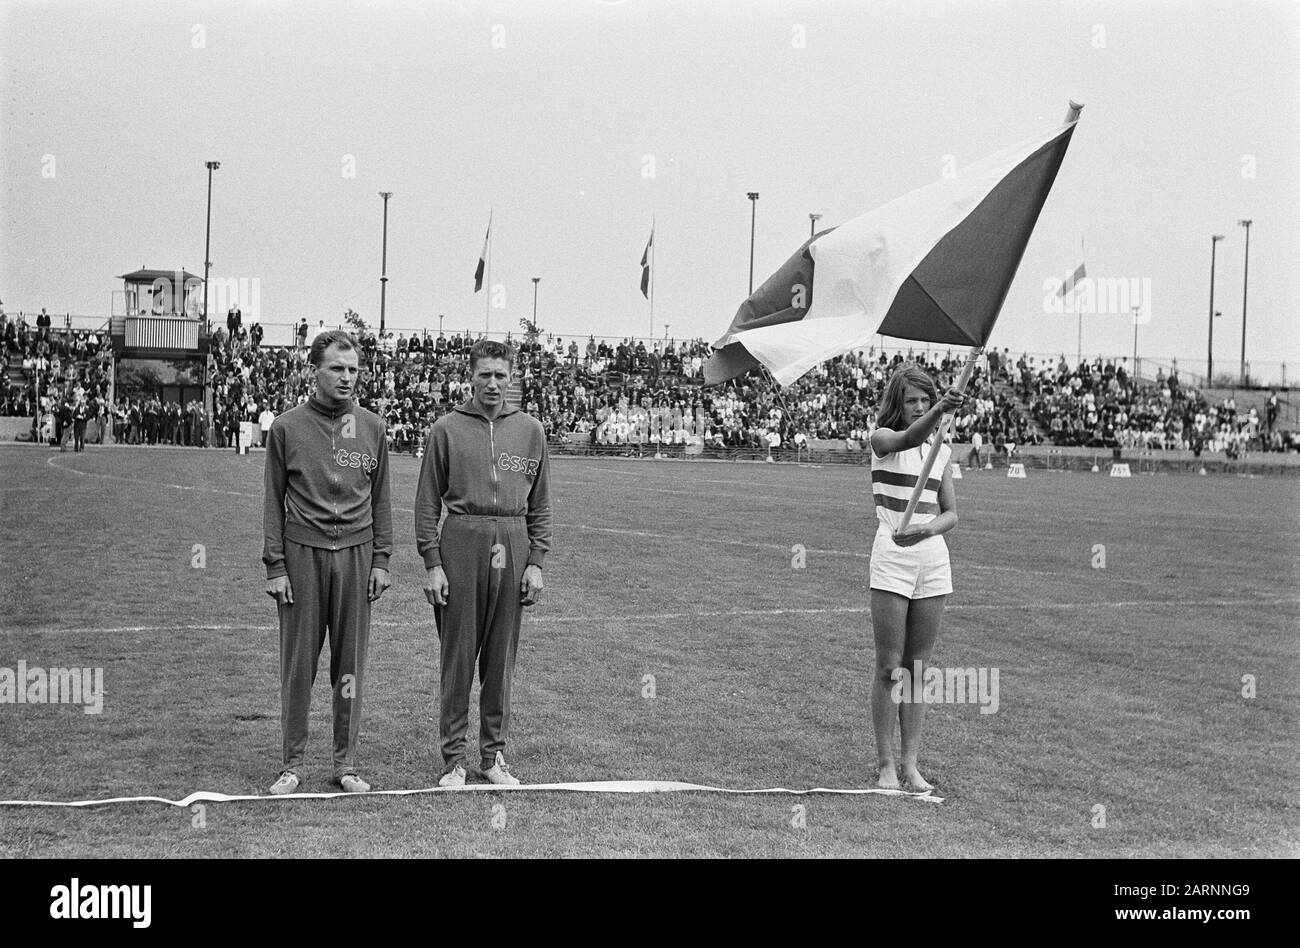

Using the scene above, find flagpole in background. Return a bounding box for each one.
[640,221,655,339]
[1076,236,1085,365]
[650,218,656,339]
[747,192,759,294]
[474,210,493,335]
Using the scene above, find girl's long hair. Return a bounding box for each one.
[875,363,938,432]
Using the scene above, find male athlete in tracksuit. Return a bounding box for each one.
[416,340,551,787]
[262,330,392,794]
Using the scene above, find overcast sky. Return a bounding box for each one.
[2,0,1296,379]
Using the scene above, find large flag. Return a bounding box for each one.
[1056,260,1087,298]
[640,225,654,298]
[705,105,1082,387]
[474,214,491,293]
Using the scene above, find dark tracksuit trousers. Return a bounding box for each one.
[435,514,529,770]
[278,539,371,780]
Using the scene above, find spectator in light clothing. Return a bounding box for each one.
[258,405,276,448]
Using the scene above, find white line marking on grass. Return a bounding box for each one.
[0,781,944,808]
[563,522,784,550]
[7,596,1296,636]
[44,455,258,497]
[572,464,830,489]
[557,523,1152,586]
[0,624,274,635]
[635,485,802,503]
[0,472,1188,596]
[523,597,1300,622]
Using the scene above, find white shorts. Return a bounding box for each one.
[869,526,952,599]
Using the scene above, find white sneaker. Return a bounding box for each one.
[269,770,300,795]
[482,751,520,786]
[438,764,466,788]
[338,773,371,793]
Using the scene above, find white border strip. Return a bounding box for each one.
[0,781,943,807]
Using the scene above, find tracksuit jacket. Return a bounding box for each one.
[414,401,552,570]
[262,394,393,578]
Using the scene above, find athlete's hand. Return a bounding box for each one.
[368,567,391,603]
[520,564,543,607]
[892,523,932,547]
[939,388,966,414]
[423,566,449,607]
[266,575,294,606]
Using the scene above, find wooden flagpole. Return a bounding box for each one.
[649,217,655,339]
[1076,234,1084,365]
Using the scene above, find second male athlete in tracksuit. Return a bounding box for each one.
[416,340,551,786]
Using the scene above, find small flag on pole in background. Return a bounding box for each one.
[1057,261,1087,298]
[474,213,491,293]
[640,226,654,299]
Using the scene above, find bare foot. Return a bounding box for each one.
[901,765,933,792]
[876,765,900,789]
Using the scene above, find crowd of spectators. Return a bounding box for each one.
[279,328,1037,457]
[207,321,305,447]
[1,309,114,445]
[1017,354,1292,455]
[108,398,211,446]
[4,304,1294,458]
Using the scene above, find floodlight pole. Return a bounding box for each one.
[379,192,393,334]
[203,161,220,321]
[1132,306,1140,375]
[1238,219,1252,384]
[1208,234,1224,386]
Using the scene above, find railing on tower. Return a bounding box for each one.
[124,315,200,350]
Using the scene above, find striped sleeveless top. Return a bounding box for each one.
[871,439,951,531]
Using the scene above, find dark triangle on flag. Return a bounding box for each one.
[703,342,762,385]
[875,126,1077,346]
[702,230,832,385]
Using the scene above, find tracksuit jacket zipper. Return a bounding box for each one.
[489,419,498,513]
[312,396,348,541]
[330,413,338,526]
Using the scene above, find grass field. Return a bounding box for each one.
[1,443,1297,858]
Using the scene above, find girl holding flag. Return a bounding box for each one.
[868,365,965,791]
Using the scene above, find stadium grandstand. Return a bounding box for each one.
[2,299,1296,469]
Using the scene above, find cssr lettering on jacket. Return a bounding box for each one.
[497,452,540,476]
[335,448,380,474]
